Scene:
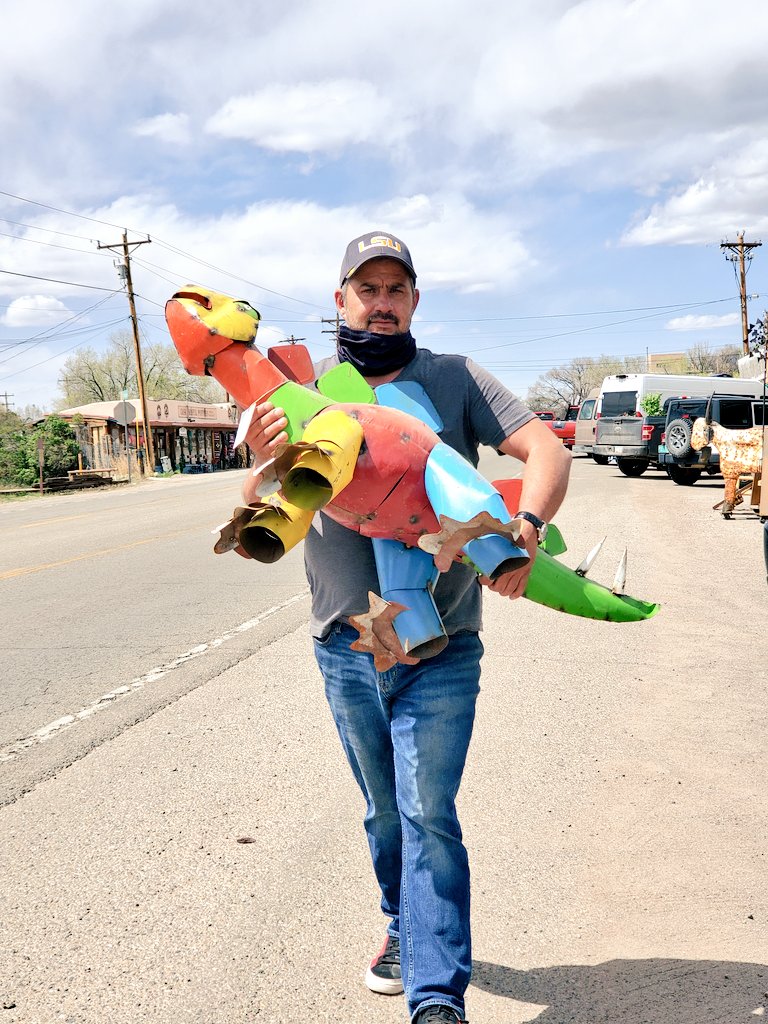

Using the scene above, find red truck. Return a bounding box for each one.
[540,405,580,448]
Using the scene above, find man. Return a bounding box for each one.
[247,232,571,1024]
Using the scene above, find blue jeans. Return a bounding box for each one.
[313,622,483,1020]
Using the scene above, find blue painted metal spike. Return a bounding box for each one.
[425,443,511,522]
[424,443,529,580]
[372,538,447,656]
[374,381,444,433]
[463,534,528,579]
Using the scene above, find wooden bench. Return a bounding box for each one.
[68,468,113,479]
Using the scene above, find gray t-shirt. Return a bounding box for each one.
[304,348,534,638]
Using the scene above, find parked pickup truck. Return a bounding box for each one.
[594,392,765,479]
[593,414,665,476]
[657,395,765,484]
[547,404,580,449]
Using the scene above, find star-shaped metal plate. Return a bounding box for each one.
[349,591,410,672]
[417,512,524,571]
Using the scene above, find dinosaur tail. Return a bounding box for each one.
[525,546,660,622]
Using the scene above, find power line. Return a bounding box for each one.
[0,189,330,315]
[0,229,113,257]
[0,294,122,363]
[0,268,120,293]
[0,190,142,233]
[0,317,129,360]
[2,189,749,336]
[149,237,331,312]
[132,254,330,319]
[0,335,107,381]
[0,217,100,243]
[413,296,741,324]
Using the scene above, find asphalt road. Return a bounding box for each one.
[1,456,766,1023]
[0,470,309,806]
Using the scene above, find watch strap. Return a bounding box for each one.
[515,510,547,541]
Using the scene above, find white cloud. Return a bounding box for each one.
[206,80,413,154]
[132,114,191,146]
[620,140,768,245]
[1,295,72,327]
[3,0,768,239]
[81,191,532,307]
[666,313,740,332]
[5,0,768,419]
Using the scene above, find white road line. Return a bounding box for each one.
[0,591,309,763]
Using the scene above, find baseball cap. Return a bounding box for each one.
[339,231,416,286]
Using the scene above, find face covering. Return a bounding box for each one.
[336,324,416,377]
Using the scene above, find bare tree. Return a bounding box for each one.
[685,342,741,376]
[56,331,226,409]
[526,354,645,413]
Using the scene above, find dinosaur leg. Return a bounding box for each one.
[722,475,737,516]
[349,540,448,669]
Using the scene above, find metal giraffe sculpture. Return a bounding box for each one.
[165,286,659,669]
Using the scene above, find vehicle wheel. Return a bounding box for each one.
[591,453,610,465]
[617,457,648,476]
[665,464,702,486]
[666,418,693,457]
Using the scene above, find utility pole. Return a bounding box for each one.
[720,233,762,355]
[97,232,154,471]
[0,392,14,412]
[320,313,340,340]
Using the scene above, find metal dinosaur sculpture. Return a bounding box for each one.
[165,285,659,668]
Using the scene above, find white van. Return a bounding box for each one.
[598,373,766,418]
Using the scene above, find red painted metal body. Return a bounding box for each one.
[322,403,440,543]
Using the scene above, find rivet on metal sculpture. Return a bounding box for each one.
[165,286,660,669]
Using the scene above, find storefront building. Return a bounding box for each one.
[57,398,244,473]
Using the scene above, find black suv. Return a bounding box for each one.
[657,394,765,484]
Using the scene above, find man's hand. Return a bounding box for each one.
[241,401,288,504]
[246,401,289,459]
[479,521,538,600]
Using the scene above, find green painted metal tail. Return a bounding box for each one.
[524,544,659,622]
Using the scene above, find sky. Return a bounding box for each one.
[1,0,767,414]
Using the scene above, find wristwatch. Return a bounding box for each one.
[515,510,548,544]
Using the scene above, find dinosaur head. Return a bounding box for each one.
[165,285,261,376]
[691,417,712,450]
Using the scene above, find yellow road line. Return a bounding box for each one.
[0,527,201,580]
[20,482,244,529]
[21,501,171,529]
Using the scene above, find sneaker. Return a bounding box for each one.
[413,1006,467,1024]
[364,933,403,995]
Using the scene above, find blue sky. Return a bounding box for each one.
[1,0,767,413]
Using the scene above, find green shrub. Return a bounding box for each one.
[0,414,79,487]
[640,392,663,416]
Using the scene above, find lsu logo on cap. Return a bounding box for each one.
[358,236,402,254]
